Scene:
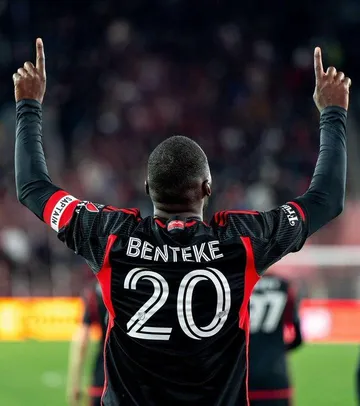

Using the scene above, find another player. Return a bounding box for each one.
[67,282,107,406]
[249,273,303,406]
[13,39,350,405]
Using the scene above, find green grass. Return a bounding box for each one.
[290,344,358,406]
[0,342,357,405]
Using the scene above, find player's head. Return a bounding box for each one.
[146,135,211,215]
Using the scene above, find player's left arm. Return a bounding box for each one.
[283,286,303,352]
[220,50,348,275]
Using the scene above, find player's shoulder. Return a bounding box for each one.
[97,205,142,235]
[100,205,141,219]
[211,210,260,227]
[70,201,143,238]
[210,201,306,238]
[210,209,264,241]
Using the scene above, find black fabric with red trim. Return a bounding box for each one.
[14,98,346,406]
[56,204,140,274]
[211,203,308,276]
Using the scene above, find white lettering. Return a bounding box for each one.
[141,241,154,260]
[50,195,77,231]
[208,241,224,260]
[193,243,211,262]
[169,246,180,262]
[281,204,299,226]
[125,240,223,263]
[181,247,193,262]
[127,237,142,257]
[154,245,168,262]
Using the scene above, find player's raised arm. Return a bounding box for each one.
[214,47,350,274]
[297,47,350,233]
[13,38,61,218]
[13,39,139,272]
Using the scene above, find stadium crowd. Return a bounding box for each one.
[0,0,360,295]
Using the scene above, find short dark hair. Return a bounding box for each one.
[147,135,210,205]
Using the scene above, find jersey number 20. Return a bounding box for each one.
[124,267,231,341]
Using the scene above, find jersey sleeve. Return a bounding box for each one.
[213,200,308,275]
[42,190,140,273]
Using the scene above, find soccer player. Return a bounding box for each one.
[67,282,107,406]
[13,39,350,405]
[249,273,303,406]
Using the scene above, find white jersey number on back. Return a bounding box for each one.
[124,267,231,340]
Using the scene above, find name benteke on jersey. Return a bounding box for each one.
[126,237,224,263]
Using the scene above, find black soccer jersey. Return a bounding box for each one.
[82,282,107,389]
[249,274,301,402]
[42,192,308,406]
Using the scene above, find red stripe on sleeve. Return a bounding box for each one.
[214,210,259,226]
[288,201,306,221]
[43,190,79,231]
[43,190,69,224]
[58,200,80,229]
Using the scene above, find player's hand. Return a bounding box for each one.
[13,38,46,103]
[313,47,351,112]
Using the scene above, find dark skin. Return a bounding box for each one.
[13,42,351,221]
[145,179,212,220]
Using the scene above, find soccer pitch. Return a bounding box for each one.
[0,342,357,406]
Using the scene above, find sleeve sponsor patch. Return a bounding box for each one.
[75,201,104,213]
[280,204,299,226]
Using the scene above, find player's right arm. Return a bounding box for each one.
[214,47,350,275]
[13,39,139,273]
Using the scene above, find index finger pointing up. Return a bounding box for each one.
[36,38,46,77]
[314,47,324,82]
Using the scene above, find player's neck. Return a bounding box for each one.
[153,206,203,221]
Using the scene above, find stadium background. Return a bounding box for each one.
[0,0,360,404]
